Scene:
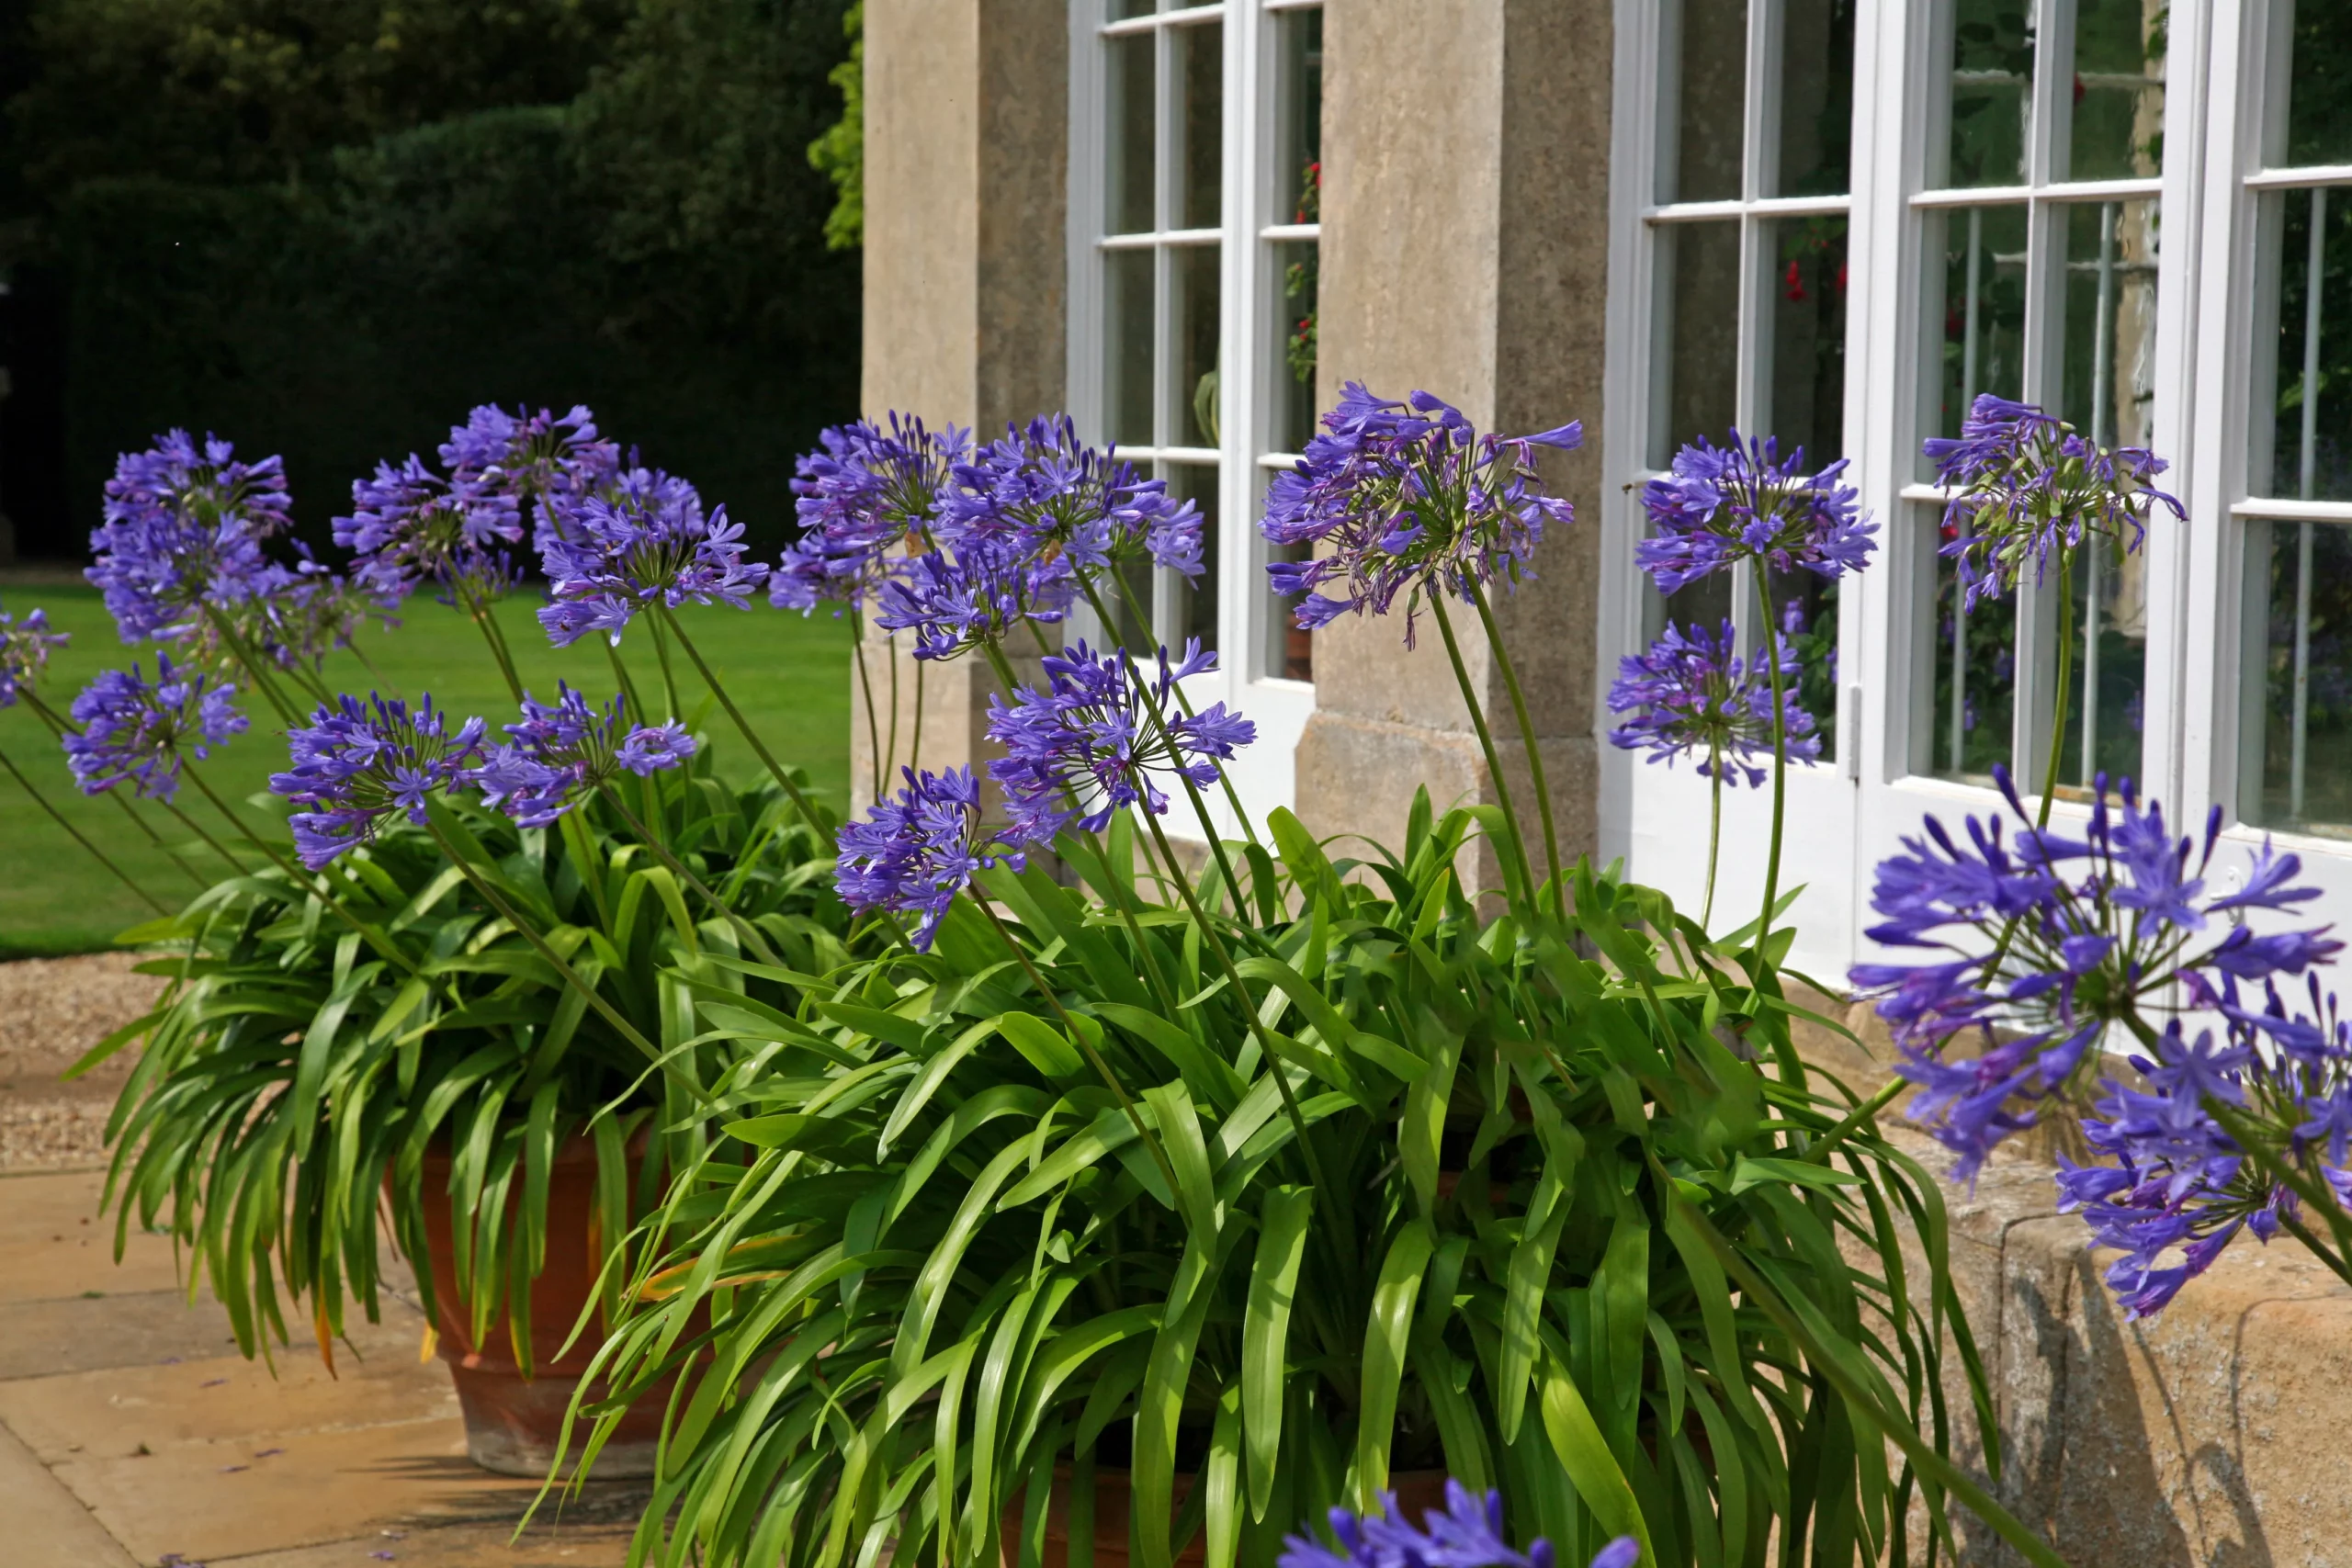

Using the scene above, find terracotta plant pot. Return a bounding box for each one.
[1003,1467,1451,1568]
[405,1134,673,1478]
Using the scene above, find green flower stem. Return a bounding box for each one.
[594,784,786,968]
[160,795,251,876]
[851,616,886,806]
[1986,549,2080,976]
[1466,576,1566,919]
[909,651,925,782]
[0,743,169,916]
[1075,575,1254,919]
[348,638,401,700]
[200,605,302,727]
[884,616,902,792]
[420,818,694,1094]
[180,763,429,982]
[1703,756,1724,931]
[646,612,685,719]
[603,639,650,728]
[1753,570,1791,949]
[1094,566,1266,852]
[962,885,1181,1199]
[466,590,527,704]
[654,604,822,827]
[1135,806,1337,1226]
[1428,594,1535,908]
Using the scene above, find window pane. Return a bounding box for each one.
[2270,1,2352,169]
[1275,7,1323,191]
[1107,33,1156,234]
[2067,0,2166,180]
[2058,199,2159,450]
[1175,243,1221,448]
[2241,518,2352,835]
[1108,0,1153,20]
[1647,220,1741,470]
[1762,216,1849,464]
[1772,0,1855,197]
[1272,239,1318,454]
[1165,463,1220,653]
[1928,511,2018,783]
[2252,186,2352,501]
[2047,542,2149,791]
[1106,248,1156,446]
[1920,204,2028,478]
[1660,0,1747,204]
[1175,22,1222,231]
[1942,0,2033,188]
[1769,570,1839,757]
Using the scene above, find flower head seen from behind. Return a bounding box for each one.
[1849,766,2339,1182]
[539,469,764,647]
[1608,620,1817,786]
[1635,431,1876,596]
[440,403,623,554]
[334,454,524,606]
[988,639,1255,840]
[1926,393,2182,609]
[0,601,67,709]
[1279,1481,1635,1568]
[468,683,696,828]
[1261,384,1580,643]
[873,533,1077,661]
[774,414,970,614]
[937,413,1203,580]
[270,694,487,868]
[89,431,292,643]
[835,765,1026,951]
[62,655,247,802]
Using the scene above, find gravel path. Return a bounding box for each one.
[0,951,164,1172]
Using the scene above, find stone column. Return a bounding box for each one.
[1300,0,1613,887]
[852,0,1069,807]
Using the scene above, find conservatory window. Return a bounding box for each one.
[1641,0,1857,753]
[1093,0,1226,656]
[1907,0,2165,792]
[2234,2,2352,837]
[1256,1,1319,683]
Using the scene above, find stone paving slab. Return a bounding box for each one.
[0,1168,636,1568]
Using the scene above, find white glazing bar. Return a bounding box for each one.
[2248,164,2352,191]
[2294,187,2327,819]
[1102,4,1222,38]
[1645,195,1855,223]
[2079,200,2116,787]
[1962,208,1984,412]
[1912,178,2163,209]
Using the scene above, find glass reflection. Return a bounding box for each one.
[2243,519,2352,836]
[2254,186,2352,502]
[1922,204,2028,478]
[1107,33,1156,234]
[2058,200,2159,450]
[1175,22,1222,231]
[1105,248,1156,447]
[1660,0,1747,204]
[2067,0,2166,181]
[1943,0,2034,188]
[1929,512,2018,784]
[1774,0,1855,197]
[1648,220,1741,470]
[2270,1,2352,170]
[1175,244,1221,449]
[1764,216,1849,465]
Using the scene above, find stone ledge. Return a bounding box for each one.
[1782,993,2352,1568]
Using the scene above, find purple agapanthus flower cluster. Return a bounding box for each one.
[334,454,526,605]
[939,414,1204,579]
[469,684,696,828]
[270,694,487,868]
[1607,620,1817,786]
[987,639,1256,840]
[0,600,67,709]
[2052,974,2352,1318]
[1279,1481,1635,1568]
[232,544,402,671]
[873,534,1077,661]
[835,765,1028,950]
[62,655,247,802]
[1926,394,2183,610]
[1261,384,1580,644]
[439,403,623,555]
[89,432,293,643]
[1636,432,1877,596]
[772,415,969,615]
[1851,765,2341,1181]
[539,469,764,647]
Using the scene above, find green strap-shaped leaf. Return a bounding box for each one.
[998,1010,1088,1085]
[1204,1379,1243,1568]
[1536,1346,1656,1568]
[1355,1218,1436,1507]
[1498,1205,1568,1443]
[1242,1184,1313,1521]
[1135,1230,1227,1568]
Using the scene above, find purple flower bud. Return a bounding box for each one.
[1635,432,1874,595]
[538,469,764,646]
[62,655,247,802]
[271,694,486,866]
[1605,619,1817,787]
[835,765,1025,950]
[0,600,68,709]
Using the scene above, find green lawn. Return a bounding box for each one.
[0,583,853,957]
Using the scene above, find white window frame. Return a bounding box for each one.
[1600,0,1877,976]
[1066,0,1321,837]
[2185,0,2352,913]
